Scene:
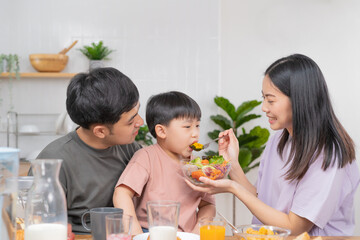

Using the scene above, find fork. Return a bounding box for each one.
[202,135,226,150]
[191,135,226,151]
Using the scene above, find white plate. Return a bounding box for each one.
[133,232,200,240]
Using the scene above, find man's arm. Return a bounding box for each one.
[113,184,143,235]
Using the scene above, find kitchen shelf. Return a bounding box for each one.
[0,131,58,136]
[0,72,76,78]
[6,111,63,148]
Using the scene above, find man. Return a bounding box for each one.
[30,67,143,233]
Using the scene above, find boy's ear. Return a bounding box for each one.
[92,124,109,139]
[155,124,167,139]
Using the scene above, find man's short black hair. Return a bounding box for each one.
[146,91,201,138]
[66,67,139,129]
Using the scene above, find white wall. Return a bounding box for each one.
[0,0,220,158]
[221,0,360,234]
[1,0,359,235]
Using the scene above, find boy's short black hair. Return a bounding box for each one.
[146,91,201,138]
[66,67,139,129]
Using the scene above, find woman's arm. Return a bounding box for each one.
[113,185,143,235]
[190,177,314,235]
[233,181,313,235]
[218,128,257,196]
[192,200,216,234]
[187,128,314,234]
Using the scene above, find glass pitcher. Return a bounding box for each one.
[25,159,67,240]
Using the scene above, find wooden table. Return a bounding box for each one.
[75,235,360,240]
[75,235,92,240]
[19,161,31,176]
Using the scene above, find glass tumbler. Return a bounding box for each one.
[106,214,133,240]
[199,217,226,240]
[146,200,180,240]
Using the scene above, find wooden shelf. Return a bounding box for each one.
[0,72,76,78]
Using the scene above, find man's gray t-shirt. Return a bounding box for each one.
[32,130,141,233]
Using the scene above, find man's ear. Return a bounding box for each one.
[155,124,167,139]
[92,125,109,139]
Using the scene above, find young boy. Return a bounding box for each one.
[113,91,216,235]
[30,67,144,233]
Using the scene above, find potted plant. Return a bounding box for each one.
[135,125,154,147]
[205,96,270,225]
[0,54,20,110]
[78,41,114,70]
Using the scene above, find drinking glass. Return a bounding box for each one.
[17,176,34,219]
[199,217,226,240]
[0,147,19,240]
[81,207,123,240]
[106,214,132,240]
[146,200,180,240]
[14,176,33,240]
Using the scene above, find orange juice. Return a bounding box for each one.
[200,224,226,240]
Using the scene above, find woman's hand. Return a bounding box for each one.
[218,129,240,169]
[184,177,236,195]
[218,128,257,195]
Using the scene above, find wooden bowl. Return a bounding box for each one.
[29,54,68,72]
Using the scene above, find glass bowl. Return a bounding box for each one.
[180,155,231,185]
[232,224,291,240]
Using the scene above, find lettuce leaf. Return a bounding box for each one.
[209,155,225,165]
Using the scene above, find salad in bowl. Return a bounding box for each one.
[180,155,231,185]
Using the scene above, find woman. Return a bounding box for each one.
[186,54,360,236]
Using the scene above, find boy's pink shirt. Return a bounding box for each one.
[115,144,215,232]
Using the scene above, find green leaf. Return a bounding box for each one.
[235,114,261,128]
[135,125,154,146]
[207,96,270,174]
[243,162,260,174]
[205,150,218,156]
[236,100,261,119]
[245,126,270,148]
[251,146,265,160]
[238,148,252,169]
[207,130,221,140]
[238,134,259,147]
[78,41,115,60]
[209,155,225,164]
[0,54,20,110]
[210,115,232,130]
[214,97,237,121]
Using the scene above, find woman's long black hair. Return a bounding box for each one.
[265,54,355,181]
